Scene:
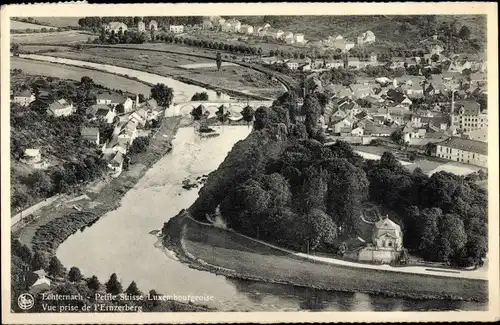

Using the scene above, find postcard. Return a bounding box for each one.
[1,2,498,324]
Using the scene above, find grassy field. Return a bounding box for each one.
[11,30,95,44]
[173,215,487,302]
[11,57,152,96]
[17,45,285,99]
[11,20,53,30]
[30,17,82,27]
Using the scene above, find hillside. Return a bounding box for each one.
[233,15,486,46]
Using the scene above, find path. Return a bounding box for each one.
[186,215,488,281]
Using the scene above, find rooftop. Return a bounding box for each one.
[438,137,487,155]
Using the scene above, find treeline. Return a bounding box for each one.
[94,29,148,45]
[190,91,487,267]
[156,34,263,56]
[78,16,204,30]
[365,153,487,267]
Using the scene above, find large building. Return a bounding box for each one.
[435,137,487,167]
[451,99,487,132]
[12,89,35,106]
[169,25,184,33]
[344,215,404,264]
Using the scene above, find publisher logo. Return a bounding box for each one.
[18,293,35,310]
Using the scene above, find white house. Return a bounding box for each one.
[169,25,184,33]
[351,126,364,136]
[148,20,158,31]
[20,148,42,165]
[117,121,138,146]
[226,18,241,33]
[13,89,35,106]
[105,22,128,34]
[137,21,146,32]
[239,24,254,34]
[332,117,354,134]
[294,33,305,43]
[283,31,294,44]
[108,152,124,174]
[92,104,116,124]
[357,30,376,46]
[47,98,73,117]
[96,92,133,112]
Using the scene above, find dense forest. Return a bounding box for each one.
[190,91,487,267]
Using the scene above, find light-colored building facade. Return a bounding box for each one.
[13,89,35,106]
[451,100,487,132]
[169,25,184,33]
[48,99,73,117]
[435,137,487,167]
[105,22,128,34]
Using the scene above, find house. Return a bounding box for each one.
[137,21,145,32]
[117,121,138,145]
[202,19,213,30]
[451,99,487,132]
[108,152,125,174]
[351,126,364,136]
[294,33,305,43]
[403,125,427,143]
[299,63,312,72]
[48,98,73,117]
[20,148,41,165]
[283,31,294,44]
[26,270,51,292]
[448,60,472,73]
[95,105,117,124]
[350,84,373,99]
[400,96,412,107]
[389,57,405,70]
[357,30,376,46]
[434,137,487,167]
[80,127,100,145]
[325,60,344,69]
[239,24,254,34]
[404,57,418,67]
[344,215,404,264]
[332,117,354,134]
[345,41,356,51]
[463,127,488,143]
[169,25,184,33]
[96,92,133,112]
[148,20,158,31]
[364,125,398,137]
[129,108,149,127]
[429,44,444,55]
[105,22,128,34]
[285,60,300,70]
[13,89,35,106]
[264,28,284,39]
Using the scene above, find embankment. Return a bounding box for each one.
[163,212,488,303]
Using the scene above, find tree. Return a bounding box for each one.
[216,52,222,71]
[254,106,268,130]
[191,105,204,121]
[125,281,142,296]
[31,251,48,271]
[115,103,125,114]
[68,266,83,282]
[390,129,405,145]
[47,256,66,277]
[241,106,254,125]
[150,83,174,108]
[458,25,471,40]
[302,95,322,139]
[191,92,208,101]
[87,275,101,291]
[431,54,440,62]
[105,273,123,295]
[10,43,20,55]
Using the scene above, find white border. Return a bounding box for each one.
[1,2,499,323]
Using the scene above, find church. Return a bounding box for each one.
[344,215,404,264]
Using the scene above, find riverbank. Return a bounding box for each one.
[17,45,283,100]
[162,212,488,303]
[16,116,213,312]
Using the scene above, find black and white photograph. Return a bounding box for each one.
[1,2,498,324]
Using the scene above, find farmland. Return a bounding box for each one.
[11,30,96,44]
[11,20,53,30]
[30,17,82,27]
[15,45,285,99]
[11,57,152,96]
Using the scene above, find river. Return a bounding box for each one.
[39,55,487,311]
